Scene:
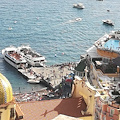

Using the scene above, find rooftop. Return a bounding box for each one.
[52,114,83,120]
[18,97,87,120]
[87,46,101,59]
[75,58,86,72]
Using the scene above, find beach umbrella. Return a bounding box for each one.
[66,73,74,80]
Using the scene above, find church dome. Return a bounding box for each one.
[0,73,13,105]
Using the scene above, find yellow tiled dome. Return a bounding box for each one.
[0,73,13,105]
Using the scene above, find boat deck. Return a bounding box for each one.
[18,69,36,79]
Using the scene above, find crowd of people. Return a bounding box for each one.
[14,62,75,102]
[15,89,53,102]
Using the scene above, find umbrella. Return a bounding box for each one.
[65,79,73,82]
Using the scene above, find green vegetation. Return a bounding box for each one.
[99,79,102,82]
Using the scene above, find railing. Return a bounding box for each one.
[91,63,109,89]
[97,70,111,80]
[96,106,102,113]
[92,62,119,78]
[102,111,107,115]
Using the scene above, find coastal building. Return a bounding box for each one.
[0,73,15,120]
[74,56,86,78]
[16,63,102,120]
[74,31,120,90]
[0,73,24,120]
[95,82,120,120]
[17,74,100,120]
[95,94,120,120]
[74,30,120,120]
[0,70,100,120]
[3,30,120,120]
[86,31,120,85]
[72,75,100,120]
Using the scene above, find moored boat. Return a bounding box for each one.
[73,3,85,9]
[17,44,47,67]
[2,46,27,69]
[102,19,114,26]
[27,79,40,84]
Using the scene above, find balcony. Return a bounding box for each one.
[95,106,102,113]
[95,62,117,74]
[102,111,107,115]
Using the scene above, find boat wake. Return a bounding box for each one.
[64,18,82,24]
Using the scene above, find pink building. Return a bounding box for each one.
[95,97,120,120]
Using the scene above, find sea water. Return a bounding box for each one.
[0,0,120,93]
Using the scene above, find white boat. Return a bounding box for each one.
[75,18,82,21]
[2,46,27,69]
[8,27,12,30]
[68,18,82,23]
[18,44,47,67]
[27,79,40,84]
[73,3,85,9]
[102,19,114,26]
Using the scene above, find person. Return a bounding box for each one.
[41,76,44,80]
[30,69,33,75]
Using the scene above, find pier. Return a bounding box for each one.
[18,62,76,89]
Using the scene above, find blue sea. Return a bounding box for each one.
[0,0,120,93]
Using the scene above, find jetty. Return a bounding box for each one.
[18,62,76,89]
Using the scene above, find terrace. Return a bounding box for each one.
[92,58,117,74]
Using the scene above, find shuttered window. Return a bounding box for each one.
[10,108,14,118]
[0,114,1,120]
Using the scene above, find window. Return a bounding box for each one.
[10,108,14,118]
[100,115,102,120]
[0,112,2,120]
[103,116,106,120]
[110,109,114,116]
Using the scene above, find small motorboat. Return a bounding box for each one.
[75,18,82,21]
[73,3,85,9]
[8,27,12,30]
[27,79,40,84]
[102,19,114,26]
[68,18,82,23]
[14,21,17,24]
